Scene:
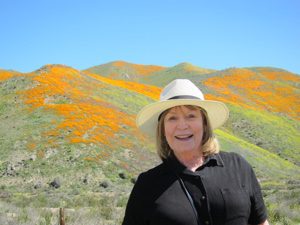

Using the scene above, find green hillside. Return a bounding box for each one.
[0,63,299,224]
[139,62,216,86]
[84,61,215,86]
[84,60,166,81]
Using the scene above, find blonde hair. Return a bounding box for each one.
[156,105,219,160]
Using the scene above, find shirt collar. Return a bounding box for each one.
[164,153,224,176]
[205,153,224,167]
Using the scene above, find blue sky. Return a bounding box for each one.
[1,0,300,74]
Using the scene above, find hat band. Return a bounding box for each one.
[167,95,201,100]
[158,95,201,121]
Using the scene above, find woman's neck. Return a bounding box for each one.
[174,152,205,172]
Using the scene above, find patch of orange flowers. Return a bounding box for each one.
[255,68,300,82]
[203,68,300,120]
[22,65,137,156]
[87,72,161,100]
[0,70,21,82]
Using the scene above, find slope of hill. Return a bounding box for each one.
[84,60,166,81]
[0,63,299,224]
[200,67,300,165]
[0,65,160,224]
[140,62,216,86]
[203,67,300,119]
[84,61,215,86]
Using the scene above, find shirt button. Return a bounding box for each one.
[204,220,209,225]
[201,195,206,200]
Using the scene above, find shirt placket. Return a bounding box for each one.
[197,174,213,225]
[182,172,212,225]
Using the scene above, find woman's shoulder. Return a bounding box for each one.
[138,162,168,180]
[218,151,252,168]
[218,151,247,160]
[132,162,173,194]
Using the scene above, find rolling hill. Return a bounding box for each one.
[85,60,166,81]
[0,62,299,224]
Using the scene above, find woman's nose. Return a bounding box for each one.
[177,118,188,129]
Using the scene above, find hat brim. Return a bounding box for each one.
[136,99,229,137]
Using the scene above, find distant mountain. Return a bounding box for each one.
[84,60,166,81]
[0,62,299,224]
[84,61,215,86]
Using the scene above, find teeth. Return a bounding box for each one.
[175,135,192,139]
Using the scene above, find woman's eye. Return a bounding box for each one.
[187,114,196,118]
[167,116,177,121]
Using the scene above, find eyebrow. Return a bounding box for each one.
[167,111,177,114]
[166,110,181,116]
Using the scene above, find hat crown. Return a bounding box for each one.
[160,79,204,101]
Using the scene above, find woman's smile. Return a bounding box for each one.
[175,134,194,141]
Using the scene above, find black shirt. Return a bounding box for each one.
[122,152,268,225]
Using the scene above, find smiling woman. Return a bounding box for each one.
[157,105,219,167]
[162,106,205,162]
[122,79,270,225]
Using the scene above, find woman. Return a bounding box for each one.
[122,79,269,225]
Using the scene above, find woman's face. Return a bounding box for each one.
[163,106,204,157]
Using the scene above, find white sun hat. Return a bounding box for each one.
[136,79,229,136]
